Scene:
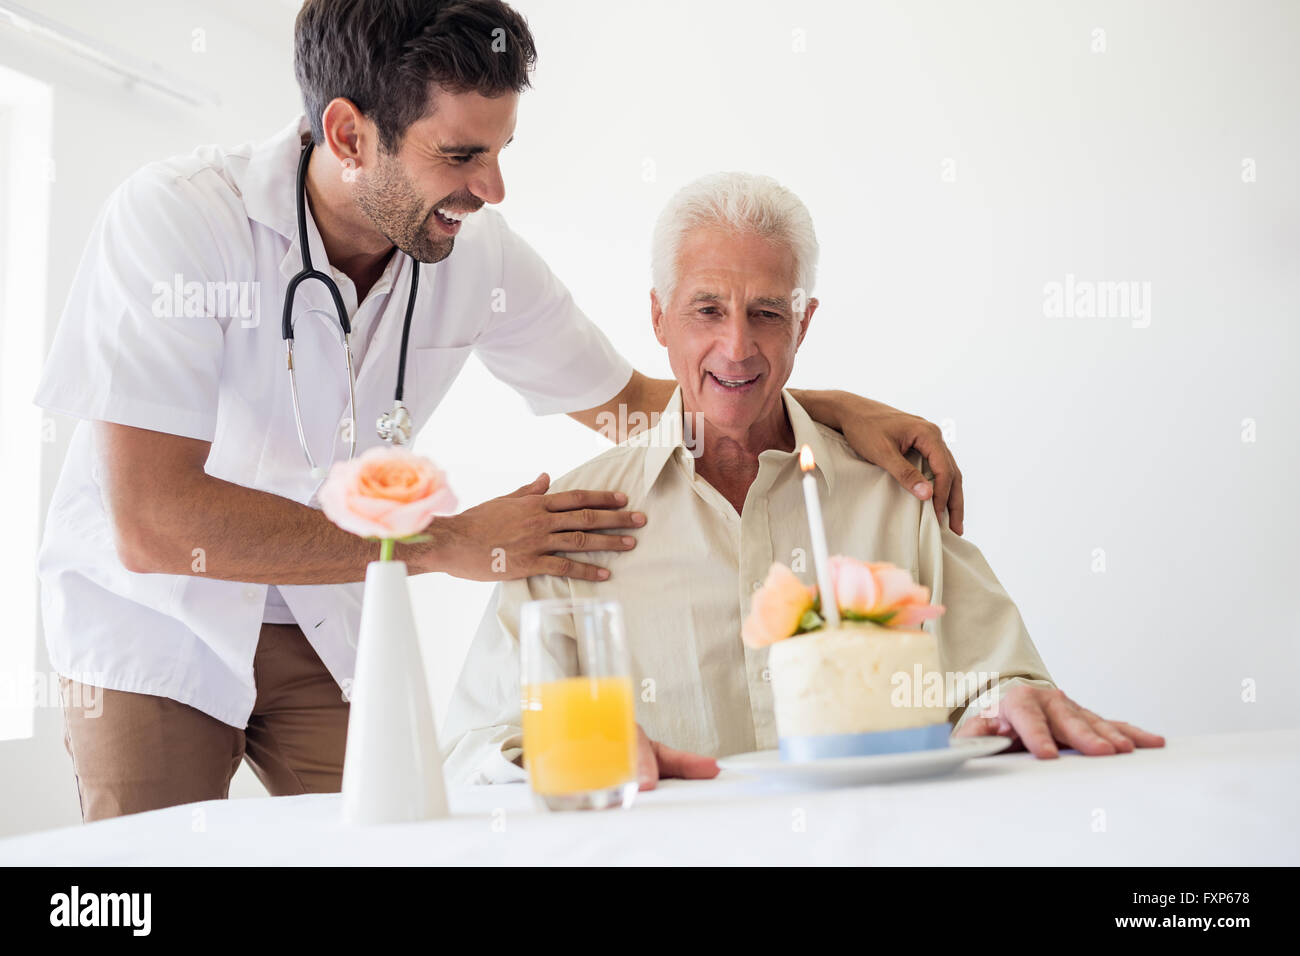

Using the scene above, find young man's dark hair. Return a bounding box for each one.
[294,0,537,150]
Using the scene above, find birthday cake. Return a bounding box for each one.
[743,557,951,760]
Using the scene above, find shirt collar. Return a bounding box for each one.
[639,385,838,493]
[235,115,310,241]
[638,387,686,488]
[232,116,407,323]
[231,116,335,285]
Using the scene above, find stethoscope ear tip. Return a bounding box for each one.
[310,466,329,481]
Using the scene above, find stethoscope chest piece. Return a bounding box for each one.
[376,400,413,446]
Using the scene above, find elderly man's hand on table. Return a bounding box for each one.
[636,725,719,790]
[954,684,1166,758]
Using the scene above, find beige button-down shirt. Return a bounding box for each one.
[442,388,1054,785]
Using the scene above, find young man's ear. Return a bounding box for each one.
[795,297,819,348]
[320,97,372,177]
[650,289,669,346]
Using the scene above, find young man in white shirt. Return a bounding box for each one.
[35,0,965,820]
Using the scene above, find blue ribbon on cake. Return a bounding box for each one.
[778,722,951,761]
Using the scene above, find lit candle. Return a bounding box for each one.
[799,445,840,628]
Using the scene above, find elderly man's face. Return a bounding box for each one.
[651,225,817,436]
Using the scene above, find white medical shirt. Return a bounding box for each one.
[32,117,632,728]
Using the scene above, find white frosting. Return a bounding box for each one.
[767,623,949,737]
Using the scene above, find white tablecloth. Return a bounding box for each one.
[3,729,1297,865]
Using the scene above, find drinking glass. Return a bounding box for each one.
[520,598,638,811]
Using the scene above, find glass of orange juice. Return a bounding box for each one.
[520,598,638,811]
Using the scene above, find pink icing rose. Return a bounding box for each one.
[742,562,816,647]
[826,555,944,629]
[318,446,457,540]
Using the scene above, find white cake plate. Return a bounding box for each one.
[717,735,1013,788]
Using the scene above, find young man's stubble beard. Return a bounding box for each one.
[354,148,455,264]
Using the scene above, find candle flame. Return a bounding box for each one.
[799,444,815,473]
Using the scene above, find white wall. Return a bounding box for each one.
[416,0,1300,743]
[0,0,301,833]
[4,0,1297,836]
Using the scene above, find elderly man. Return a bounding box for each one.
[442,172,1164,788]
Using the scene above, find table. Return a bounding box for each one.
[3,729,1296,865]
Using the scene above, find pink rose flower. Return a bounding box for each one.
[318,446,457,540]
[742,563,816,647]
[826,555,944,629]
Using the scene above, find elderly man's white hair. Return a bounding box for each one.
[651,171,820,315]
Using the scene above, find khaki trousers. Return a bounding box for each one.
[59,622,350,822]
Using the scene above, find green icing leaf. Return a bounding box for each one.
[840,609,898,626]
[795,609,825,634]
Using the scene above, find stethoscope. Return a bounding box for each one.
[282,141,418,479]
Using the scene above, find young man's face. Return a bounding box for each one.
[651,225,817,436]
[354,89,518,263]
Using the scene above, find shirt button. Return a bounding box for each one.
[242,586,259,602]
[761,667,772,682]
[751,580,762,592]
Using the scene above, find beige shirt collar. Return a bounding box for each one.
[638,385,838,495]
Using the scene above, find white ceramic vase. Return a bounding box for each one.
[340,559,449,824]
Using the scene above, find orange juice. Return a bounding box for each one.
[522,676,637,795]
